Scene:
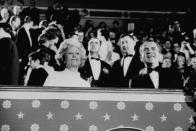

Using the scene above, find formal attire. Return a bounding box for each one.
[27,67,48,86]
[0,37,19,85]
[16,27,34,59]
[30,27,44,51]
[130,65,181,89]
[110,54,144,88]
[22,7,40,25]
[99,40,113,62]
[185,71,196,89]
[44,69,90,87]
[16,26,36,85]
[79,57,112,87]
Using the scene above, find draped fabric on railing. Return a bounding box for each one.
[0,87,195,131]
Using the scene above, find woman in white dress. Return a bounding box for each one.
[44,43,90,87]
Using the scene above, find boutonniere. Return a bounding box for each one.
[103,68,109,74]
[139,68,148,75]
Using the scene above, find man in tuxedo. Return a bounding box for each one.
[0,23,19,85]
[16,16,34,84]
[16,16,34,59]
[110,34,144,88]
[130,41,181,89]
[22,0,40,26]
[173,42,185,62]
[79,37,111,87]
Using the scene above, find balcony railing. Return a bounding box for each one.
[0,87,194,131]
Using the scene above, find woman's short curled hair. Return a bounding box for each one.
[58,43,87,68]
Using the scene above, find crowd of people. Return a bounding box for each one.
[1,0,196,89]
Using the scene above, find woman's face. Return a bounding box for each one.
[49,37,59,46]
[66,46,82,68]
[28,58,39,69]
[177,56,185,68]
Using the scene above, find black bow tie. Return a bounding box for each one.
[147,66,160,73]
[91,57,100,61]
[124,54,133,58]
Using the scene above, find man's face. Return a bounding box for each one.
[27,21,34,29]
[97,29,105,42]
[191,57,196,69]
[13,18,21,29]
[88,38,100,53]
[30,0,36,6]
[177,56,185,68]
[173,43,180,53]
[165,40,171,49]
[13,5,22,15]
[1,8,9,20]
[77,32,84,43]
[162,58,172,68]
[141,42,160,65]
[120,36,135,56]
[113,23,119,28]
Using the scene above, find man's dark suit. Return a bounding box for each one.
[130,66,181,89]
[16,27,35,59]
[79,58,112,87]
[30,27,44,52]
[110,55,144,88]
[0,38,19,85]
[16,27,36,85]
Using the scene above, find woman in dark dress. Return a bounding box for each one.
[25,50,50,86]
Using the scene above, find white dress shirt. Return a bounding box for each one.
[149,71,159,89]
[89,57,101,80]
[99,41,113,62]
[123,56,133,76]
[24,27,32,47]
[24,67,32,86]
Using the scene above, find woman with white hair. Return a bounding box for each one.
[44,43,90,87]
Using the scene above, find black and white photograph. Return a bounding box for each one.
[0,0,196,130]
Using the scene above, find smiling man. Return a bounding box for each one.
[130,41,181,89]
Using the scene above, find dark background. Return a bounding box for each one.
[59,0,194,12]
[9,0,193,12]
[62,0,188,11]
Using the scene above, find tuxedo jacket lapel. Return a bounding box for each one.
[22,27,31,47]
[87,58,102,80]
[114,59,124,78]
[99,61,104,79]
[86,59,93,76]
[124,55,136,78]
[125,59,132,78]
[158,70,165,88]
[144,74,155,88]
